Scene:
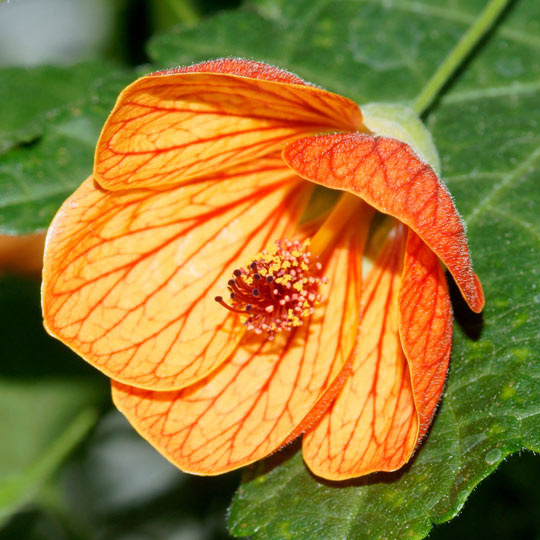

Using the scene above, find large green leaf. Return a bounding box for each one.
[0,276,109,526]
[149,1,540,539]
[0,65,133,234]
[150,0,488,102]
[0,63,119,154]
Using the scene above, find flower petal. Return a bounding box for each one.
[111,221,367,475]
[303,224,419,480]
[283,133,484,313]
[151,58,309,85]
[42,156,309,390]
[399,228,452,441]
[95,67,363,190]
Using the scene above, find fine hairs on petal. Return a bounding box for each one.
[149,57,320,88]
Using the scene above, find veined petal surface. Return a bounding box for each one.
[399,228,452,440]
[283,133,484,313]
[303,224,418,480]
[95,69,363,190]
[111,221,366,475]
[42,156,309,390]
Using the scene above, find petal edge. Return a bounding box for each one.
[283,133,485,313]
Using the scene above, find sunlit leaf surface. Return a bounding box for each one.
[0,63,113,153]
[0,65,132,234]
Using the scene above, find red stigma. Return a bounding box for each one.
[215,239,326,339]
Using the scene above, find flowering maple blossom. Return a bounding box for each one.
[42,58,484,480]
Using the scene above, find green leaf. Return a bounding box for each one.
[0,276,108,525]
[149,0,473,103]
[0,67,134,234]
[148,1,540,539]
[0,62,119,154]
[429,451,540,539]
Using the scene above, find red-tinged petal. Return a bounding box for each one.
[95,71,363,191]
[283,133,485,313]
[151,58,309,85]
[111,220,368,475]
[42,156,309,390]
[399,228,452,441]
[303,224,419,480]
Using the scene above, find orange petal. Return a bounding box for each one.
[399,228,452,441]
[111,220,367,475]
[151,58,309,85]
[283,134,484,313]
[303,223,419,480]
[42,156,309,390]
[95,69,363,191]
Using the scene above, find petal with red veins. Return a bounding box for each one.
[111,218,367,475]
[42,156,309,390]
[283,133,484,313]
[303,224,419,480]
[399,228,452,441]
[151,58,309,85]
[95,70,363,190]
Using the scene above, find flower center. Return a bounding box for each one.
[215,239,326,339]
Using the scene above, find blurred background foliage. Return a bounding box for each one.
[0,0,538,539]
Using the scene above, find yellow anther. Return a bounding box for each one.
[216,238,326,339]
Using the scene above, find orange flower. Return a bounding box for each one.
[42,59,484,480]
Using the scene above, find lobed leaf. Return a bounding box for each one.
[0,63,116,154]
[0,66,133,235]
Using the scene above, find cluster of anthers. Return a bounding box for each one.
[215,239,327,339]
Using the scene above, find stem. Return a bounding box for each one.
[412,0,512,116]
[166,0,200,25]
[310,193,372,256]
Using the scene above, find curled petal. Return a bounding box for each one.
[303,224,418,480]
[111,221,367,475]
[283,133,484,313]
[399,228,452,440]
[95,67,364,190]
[42,156,309,390]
